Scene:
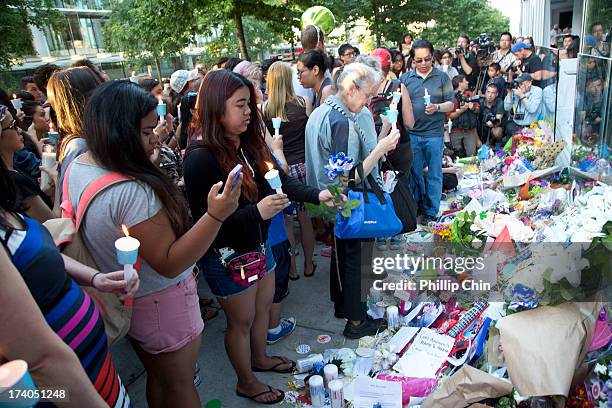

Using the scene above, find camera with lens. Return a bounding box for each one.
[476,33,495,57]
[511,112,525,121]
[505,79,520,89]
[455,47,464,55]
[484,111,500,126]
[457,93,480,106]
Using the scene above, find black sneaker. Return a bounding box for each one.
[343,317,387,339]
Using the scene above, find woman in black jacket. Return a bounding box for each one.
[183,70,334,405]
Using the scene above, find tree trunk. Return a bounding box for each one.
[154,58,162,82]
[232,1,250,61]
[371,0,381,48]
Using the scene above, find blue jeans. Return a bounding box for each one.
[410,135,444,218]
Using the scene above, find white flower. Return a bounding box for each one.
[594,363,607,375]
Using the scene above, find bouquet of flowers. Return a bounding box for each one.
[305,152,361,219]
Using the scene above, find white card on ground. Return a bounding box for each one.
[354,376,402,408]
[387,327,420,353]
[393,328,454,378]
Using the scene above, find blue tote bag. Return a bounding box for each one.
[335,163,403,239]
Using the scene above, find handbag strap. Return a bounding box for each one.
[349,163,388,205]
[325,99,383,187]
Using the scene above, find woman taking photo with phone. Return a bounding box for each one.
[65,80,243,408]
[184,69,335,405]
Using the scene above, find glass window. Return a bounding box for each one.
[581,0,611,57]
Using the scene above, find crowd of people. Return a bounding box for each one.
[0,19,609,407]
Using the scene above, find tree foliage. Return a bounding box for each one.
[0,0,61,68]
[420,0,510,48]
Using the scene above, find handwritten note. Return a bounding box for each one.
[393,328,454,378]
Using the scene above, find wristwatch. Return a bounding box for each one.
[436,104,440,111]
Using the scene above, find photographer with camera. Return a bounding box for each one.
[447,75,480,157]
[509,42,543,88]
[452,34,480,89]
[479,83,505,147]
[490,32,516,78]
[504,73,542,136]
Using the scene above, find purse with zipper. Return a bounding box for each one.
[217,225,267,287]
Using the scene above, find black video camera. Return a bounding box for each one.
[455,47,464,55]
[484,111,500,126]
[505,79,520,89]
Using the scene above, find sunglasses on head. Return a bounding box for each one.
[1,119,17,132]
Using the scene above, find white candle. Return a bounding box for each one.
[115,225,140,284]
[448,118,453,134]
[40,145,56,191]
[387,108,399,130]
[47,124,59,146]
[271,117,282,139]
[10,94,22,110]
[423,88,431,105]
[328,379,345,408]
[264,162,283,194]
[156,95,166,122]
[323,364,338,389]
[391,90,401,106]
[308,375,325,407]
[387,305,399,329]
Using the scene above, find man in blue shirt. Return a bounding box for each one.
[504,73,542,135]
[400,39,454,223]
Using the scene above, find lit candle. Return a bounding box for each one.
[423,88,431,105]
[47,123,59,146]
[10,94,22,110]
[156,95,166,122]
[40,145,56,191]
[264,161,283,194]
[447,118,453,134]
[271,117,282,139]
[114,225,140,284]
[0,360,39,406]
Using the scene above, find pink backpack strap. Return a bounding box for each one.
[61,157,131,230]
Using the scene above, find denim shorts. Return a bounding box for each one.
[200,241,275,298]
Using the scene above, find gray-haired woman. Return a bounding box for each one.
[305,63,400,339]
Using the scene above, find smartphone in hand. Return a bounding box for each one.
[229,164,243,191]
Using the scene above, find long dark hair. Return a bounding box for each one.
[179,91,197,149]
[84,80,190,236]
[189,70,271,203]
[0,158,23,229]
[19,100,42,131]
[47,67,103,161]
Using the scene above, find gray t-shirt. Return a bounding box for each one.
[67,158,193,297]
[58,137,88,202]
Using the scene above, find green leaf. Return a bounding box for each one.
[345,199,361,210]
[341,208,351,218]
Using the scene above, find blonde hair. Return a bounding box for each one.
[262,61,305,121]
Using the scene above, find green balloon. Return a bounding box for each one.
[301,6,336,35]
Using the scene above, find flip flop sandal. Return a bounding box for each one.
[304,263,317,278]
[289,273,300,281]
[236,385,285,405]
[200,306,219,322]
[252,356,296,373]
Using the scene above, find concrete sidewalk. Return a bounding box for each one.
[111,241,359,407]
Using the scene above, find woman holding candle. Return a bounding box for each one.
[305,63,401,338]
[262,61,316,280]
[66,80,242,408]
[0,155,138,407]
[183,69,334,404]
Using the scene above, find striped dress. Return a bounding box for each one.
[1,214,131,408]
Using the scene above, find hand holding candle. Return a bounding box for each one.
[10,94,23,110]
[264,161,283,194]
[271,117,282,139]
[156,95,166,122]
[115,225,139,289]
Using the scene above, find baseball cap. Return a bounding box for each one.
[515,73,533,83]
[511,42,533,53]
[370,48,392,69]
[170,69,199,93]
